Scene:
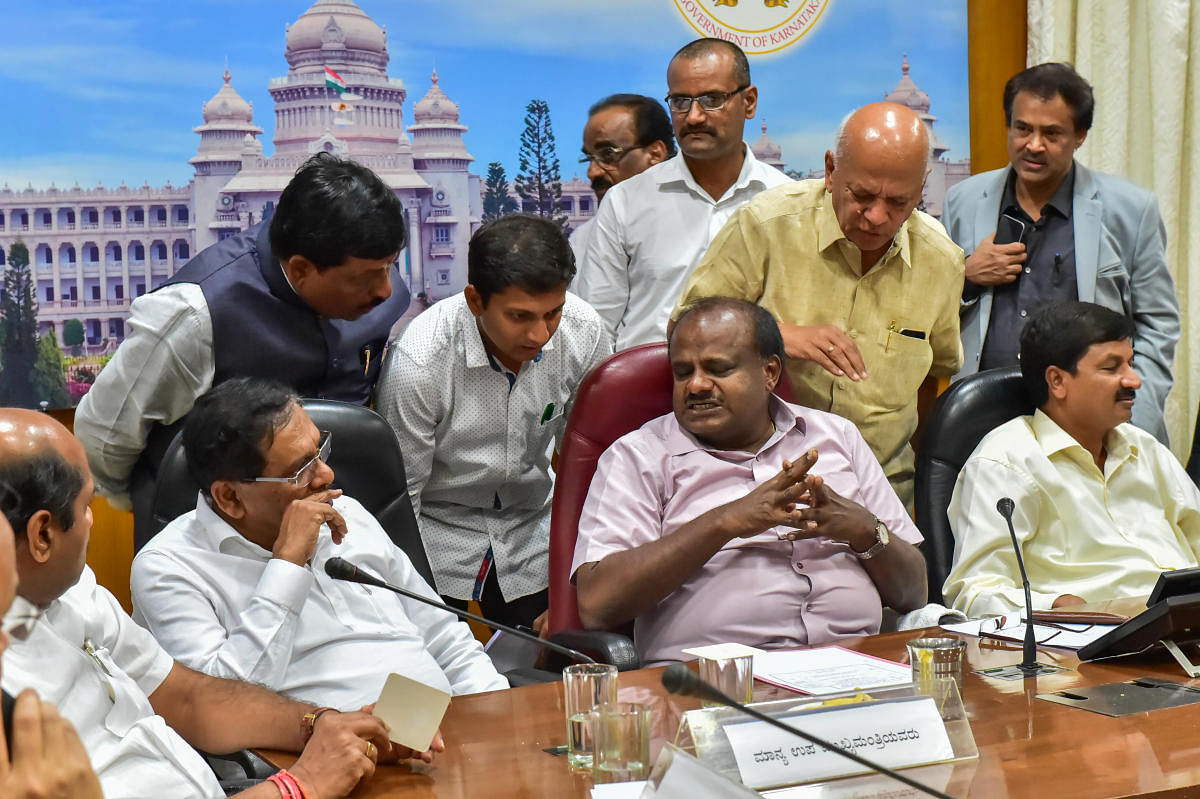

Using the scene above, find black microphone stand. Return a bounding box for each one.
[324,556,596,665]
[996,498,1054,676]
[662,665,955,799]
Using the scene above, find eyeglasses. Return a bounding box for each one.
[246,431,332,488]
[578,144,648,168]
[664,85,750,114]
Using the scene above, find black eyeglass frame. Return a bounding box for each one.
[664,84,751,114]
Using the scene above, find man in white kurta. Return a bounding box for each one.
[132,379,507,710]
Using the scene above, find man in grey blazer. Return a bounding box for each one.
[943,63,1178,443]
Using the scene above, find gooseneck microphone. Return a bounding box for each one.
[323,556,596,665]
[996,497,1051,676]
[662,665,953,799]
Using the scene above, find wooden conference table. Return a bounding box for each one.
[267,612,1200,798]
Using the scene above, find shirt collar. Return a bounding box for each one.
[662,394,806,457]
[1001,163,1076,220]
[655,145,767,203]
[1030,408,1139,463]
[815,190,912,274]
[187,493,278,561]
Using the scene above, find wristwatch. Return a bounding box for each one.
[854,517,890,560]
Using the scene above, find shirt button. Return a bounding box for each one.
[791,561,804,574]
[1024,267,1031,274]
[331,357,341,367]
[848,329,858,337]
[1019,310,1028,318]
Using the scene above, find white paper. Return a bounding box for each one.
[721,696,954,790]
[645,744,760,798]
[753,646,911,695]
[372,672,451,752]
[941,618,1117,650]
[590,781,647,799]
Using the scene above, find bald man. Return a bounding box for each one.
[676,102,965,506]
[0,409,399,799]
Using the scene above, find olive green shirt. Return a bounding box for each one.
[675,179,964,507]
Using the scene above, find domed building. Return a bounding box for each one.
[201,0,481,298]
[750,122,786,172]
[884,54,970,217]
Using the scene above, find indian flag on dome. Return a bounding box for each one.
[324,66,346,94]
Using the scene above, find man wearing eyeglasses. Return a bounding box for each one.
[0,406,406,799]
[570,94,676,266]
[576,38,790,351]
[131,377,508,712]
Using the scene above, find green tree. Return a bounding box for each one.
[513,100,566,227]
[31,330,70,408]
[0,241,37,407]
[482,161,517,223]
[63,317,85,356]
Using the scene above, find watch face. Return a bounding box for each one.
[876,520,890,545]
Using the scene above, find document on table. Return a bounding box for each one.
[941,617,1117,650]
[752,646,911,695]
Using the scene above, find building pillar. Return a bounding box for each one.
[405,197,423,298]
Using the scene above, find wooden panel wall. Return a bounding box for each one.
[966,0,1029,174]
[49,408,136,612]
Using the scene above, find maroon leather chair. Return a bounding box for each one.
[545,341,792,669]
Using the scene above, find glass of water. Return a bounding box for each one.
[563,663,618,770]
[592,702,651,784]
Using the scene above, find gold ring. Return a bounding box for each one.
[365,740,377,760]
[827,344,835,352]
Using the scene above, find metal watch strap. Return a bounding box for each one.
[855,517,890,560]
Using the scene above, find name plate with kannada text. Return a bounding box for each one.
[720,695,953,789]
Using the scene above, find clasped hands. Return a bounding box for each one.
[734,448,877,553]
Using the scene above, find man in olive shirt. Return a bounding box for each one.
[675,102,964,507]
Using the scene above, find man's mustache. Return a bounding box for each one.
[591,176,613,194]
[1116,388,1137,402]
[682,125,716,137]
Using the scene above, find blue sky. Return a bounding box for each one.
[0,0,969,190]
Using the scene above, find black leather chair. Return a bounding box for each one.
[913,366,1033,604]
[147,397,435,587]
[1186,409,1200,488]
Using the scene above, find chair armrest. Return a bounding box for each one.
[548,630,640,671]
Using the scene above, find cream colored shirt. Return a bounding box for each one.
[944,411,1200,617]
[676,179,964,507]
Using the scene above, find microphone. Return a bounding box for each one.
[661,665,953,799]
[323,556,596,665]
[996,497,1052,676]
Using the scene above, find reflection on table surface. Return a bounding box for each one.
[262,618,1200,798]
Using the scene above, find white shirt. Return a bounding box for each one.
[375,291,611,600]
[131,495,508,709]
[944,411,1200,616]
[568,215,597,291]
[1,567,223,799]
[75,283,214,509]
[576,148,791,350]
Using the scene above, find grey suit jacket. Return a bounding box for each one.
[942,163,1179,443]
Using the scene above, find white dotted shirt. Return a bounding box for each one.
[376,291,611,601]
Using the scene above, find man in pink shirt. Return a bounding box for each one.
[571,298,926,663]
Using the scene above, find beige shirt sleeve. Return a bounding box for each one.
[74,284,215,509]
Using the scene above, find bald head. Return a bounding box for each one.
[0,408,93,607]
[824,103,930,264]
[835,102,929,174]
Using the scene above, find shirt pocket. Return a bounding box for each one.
[865,323,933,409]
